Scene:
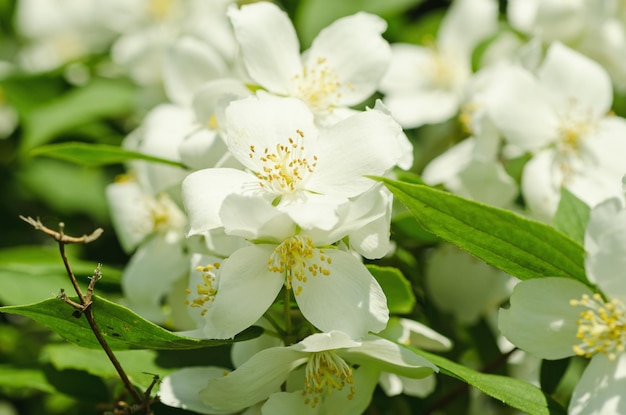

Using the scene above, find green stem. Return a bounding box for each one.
[284,287,293,345]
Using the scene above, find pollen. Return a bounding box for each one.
[570,293,626,361]
[292,56,352,113]
[268,236,331,296]
[248,130,317,194]
[185,263,220,316]
[302,351,354,408]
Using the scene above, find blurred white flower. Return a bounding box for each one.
[380,0,498,128]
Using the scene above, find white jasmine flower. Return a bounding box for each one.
[185,210,389,339]
[228,2,391,125]
[380,0,498,128]
[199,331,437,412]
[106,177,189,323]
[499,196,626,415]
[182,94,404,235]
[378,318,452,398]
[427,244,515,325]
[483,42,626,219]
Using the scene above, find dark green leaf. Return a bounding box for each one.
[0,364,56,395]
[552,188,590,246]
[30,142,186,168]
[15,158,110,221]
[540,358,571,396]
[20,79,136,152]
[45,344,168,389]
[379,178,587,283]
[0,245,121,306]
[367,265,415,314]
[413,348,567,415]
[0,295,261,350]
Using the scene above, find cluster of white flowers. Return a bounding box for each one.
[14,0,625,413]
[102,2,444,413]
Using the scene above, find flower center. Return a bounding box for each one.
[185,262,220,316]
[248,129,317,195]
[148,0,175,21]
[302,351,355,408]
[292,57,351,114]
[570,293,626,361]
[267,235,332,296]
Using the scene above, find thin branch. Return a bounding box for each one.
[21,216,146,408]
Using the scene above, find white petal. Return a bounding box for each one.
[422,138,474,186]
[570,353,626,415]
[127,104,191,194]
[231,319,283,368]
[294,249,389,339]
[106,180,154,253]
[178,128,230,171]
[122,233,189,323]
[456,159,518,208]
[262,365,379,415]
[200,346,308,411]
[160,367,233,414]
[192,78,251,128]
[383,90,460,129]
[396,375,436,398]
[202,245,284,339]
[438,0,498,59]
[482,66,559,151]
[228,2,302,94]
[306,109,403,197]
[261,392,317,415]
[322,365,380,414]
[341,335,437,378]
[586,228,626,300]
[379,317,453,352]
[163,37,228,107]
[294,331,361,353]
[181,168,252,236]
[224,95,317,173]
[380,44,432,92]
[538,42,612,117]
[426,244,512,324]
[585,197,626,258]
[521,149,562,220]
[304,12,391,105]
[498,277,593,359]
[348,211,392,259]
[220,193,296,240]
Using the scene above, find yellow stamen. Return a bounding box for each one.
[249,130,317,194]
[302,351,354,408]
[571,293,626,361]
[185,262,220,316]
[268,236,331,296]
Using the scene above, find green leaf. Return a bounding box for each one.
[367,265,415,314]
[379,178,587,283]
[19,78,136,152]
[15,158,110,221]
[413,348,567,415]
[45,344,168,389]
[552,188,590,246]
[295,0,425,47]
[30,142,186,168]
[0,245,121,306]
[540,358,571,396]
[0,295,261,350]
[0,364,56,395]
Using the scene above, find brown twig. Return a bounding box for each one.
[20,216,148,410]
